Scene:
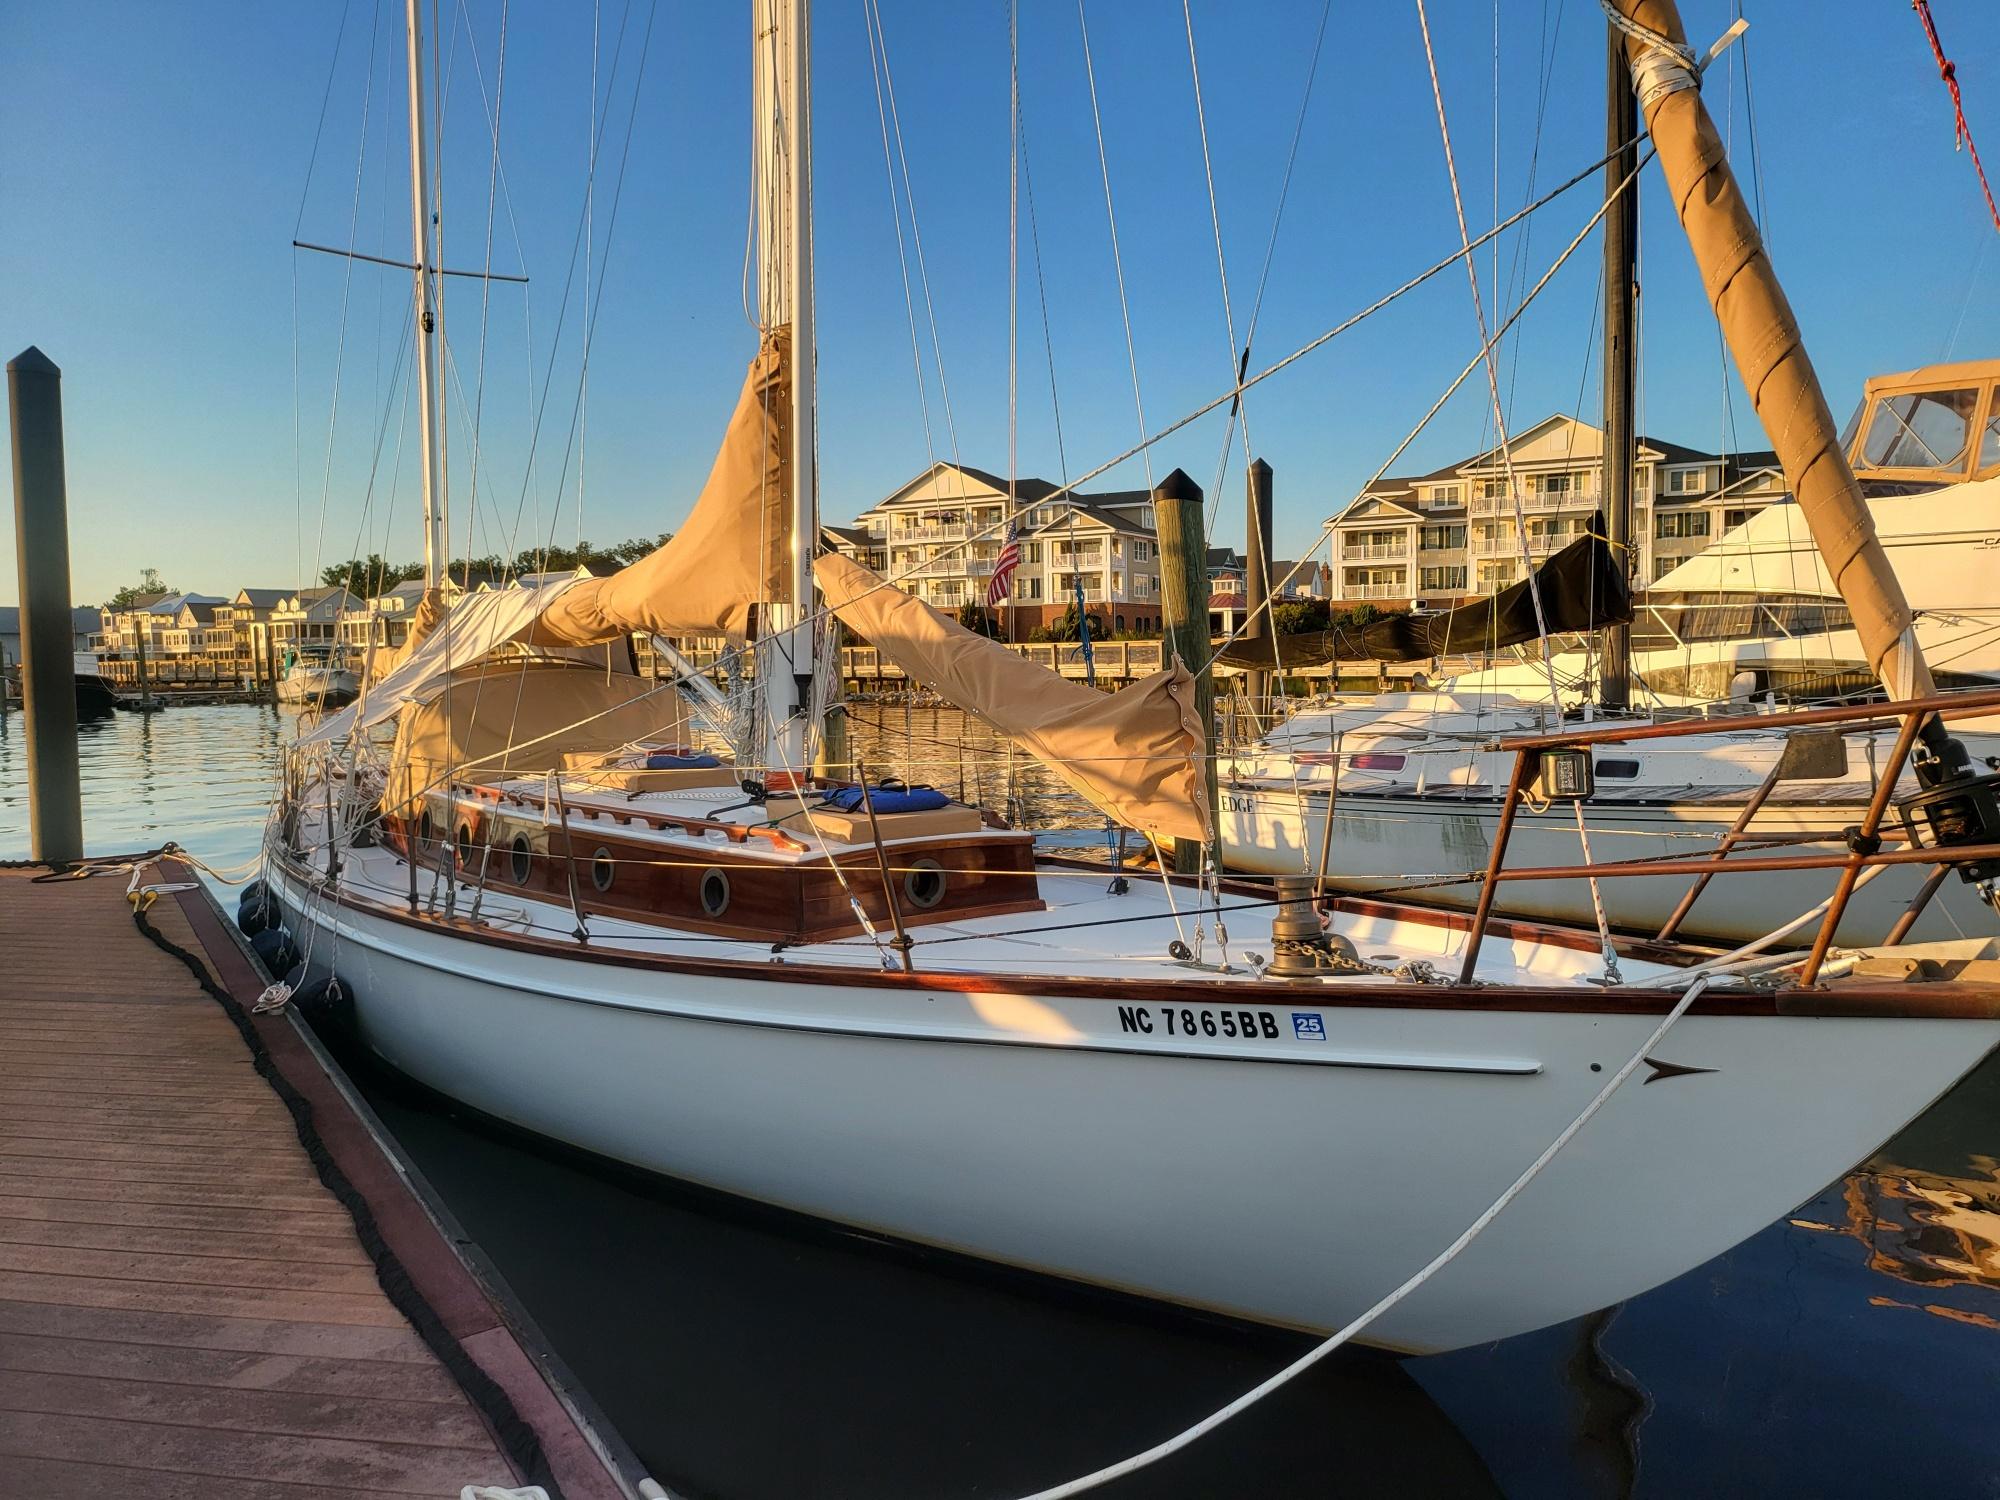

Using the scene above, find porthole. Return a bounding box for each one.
[510,834,533,884]
[699,867,732,918]
[904,857,946,910]
[417,808,434,844]
[591,848,615,892]
[456,823,475,866]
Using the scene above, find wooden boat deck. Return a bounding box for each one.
[0,862,639,1498]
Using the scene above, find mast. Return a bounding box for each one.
[404,0,445,589]
[753,0,815,782]
[1599,20,1638,711]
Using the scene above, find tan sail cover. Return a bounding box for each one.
[363,585,447,687]
[814,553,1208,845]
[528,329,791,647]
[385,661,688,815]
[1610,1,1931,699]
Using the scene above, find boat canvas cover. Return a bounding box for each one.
[815,553,1208,845]
[300,583,573,745]
[385,661,686,814]
[528,330,791,648]
[1216,529,1630,670]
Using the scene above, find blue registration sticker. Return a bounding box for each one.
[1291,1012,1326,1041]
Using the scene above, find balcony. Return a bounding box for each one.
[1340,542,1409,561]
[1051,547,1104,566]
[1340,584,1408,601]
[908,555,996,578]
[892,521,971,542]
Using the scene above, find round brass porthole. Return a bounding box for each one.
[510,834,532,884]
[591,848,615,892]
[699,867,732,918]
[904,857,946,910]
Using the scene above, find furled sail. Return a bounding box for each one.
[814,554,1208,845]
[1216,529,1629,671]
[1609,1,1930,700]
[528,329,791,647]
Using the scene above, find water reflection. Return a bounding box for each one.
[4,703,1999,1495]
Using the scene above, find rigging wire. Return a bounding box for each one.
[861,0,940,481]
[1414,0,1560,709]
[863,0,972,509]
[1075,0,1153,490]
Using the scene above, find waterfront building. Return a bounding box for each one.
[217,588,288,674]
[0,605,98,672]
[840,462,1167,636]
[271,586,357,655]
[1328,415,1788,609]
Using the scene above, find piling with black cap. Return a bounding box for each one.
[1153,467,1216,873]
[8,347,83,862]
[1244,457,1274,709]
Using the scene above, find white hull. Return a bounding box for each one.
[1220,785,1994,947]
[277,665,359,704]
[268,851,2000,1352]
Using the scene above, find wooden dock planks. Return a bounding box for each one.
[0,865,572,1498]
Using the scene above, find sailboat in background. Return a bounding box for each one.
[1216,31,2000,948]
[259,0,2000,1357]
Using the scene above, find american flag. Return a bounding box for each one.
[986,517,1022,607]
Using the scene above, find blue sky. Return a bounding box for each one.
[3,1,1996,606]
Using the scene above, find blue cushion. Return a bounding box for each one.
[819,783,951,814]
[643,752,722,769]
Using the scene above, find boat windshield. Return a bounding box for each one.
[1859,386,1979,472]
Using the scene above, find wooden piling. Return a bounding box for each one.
[7,347,82,862]
[1154,468,1215,874]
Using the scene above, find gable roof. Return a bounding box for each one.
[233,587,289,609]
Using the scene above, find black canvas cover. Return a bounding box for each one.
[1217,525,1630,670]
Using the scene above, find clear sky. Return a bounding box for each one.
[3,1,1996,607]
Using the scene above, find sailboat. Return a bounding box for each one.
[1215,39,2000,949]
[262,0,2000,1356]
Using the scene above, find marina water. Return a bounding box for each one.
[4,701,1998,1497]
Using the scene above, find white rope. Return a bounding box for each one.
[1007,974,1715,1499]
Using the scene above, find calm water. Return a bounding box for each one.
[4,701,1999,1497]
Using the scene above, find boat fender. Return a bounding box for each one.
[237,882,280,937]
[818,782,952,814]
[292,973,356,1036]
[250,925,299,976]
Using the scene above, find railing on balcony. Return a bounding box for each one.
[892,521,972,542]
[1340,542,1409,560]
[1340,584,1408,601]
[908,555,997,577]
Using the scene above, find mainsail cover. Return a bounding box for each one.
[814,554,1208,845]
[1610,1,1931,699]
[1216,529,1630,671]
[528,328,791,647]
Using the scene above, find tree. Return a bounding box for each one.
[321,555,423,592]
[956,602,1001,638]
[1046,602,1109,643]
[1271,598,1330,635]
[107,568,172,608]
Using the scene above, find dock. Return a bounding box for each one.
[0,861,649,1498]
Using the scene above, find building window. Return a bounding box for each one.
[1653,555,1680,582]
[1420,566,1467,591]
[1664,466,1712,495]
[1014,577,1042,601]
[1428,483,1462,506]
[1478,479,1510,500]
[1476,560,1518,590]
[1419,524,1466,550]
[1655,511,1711,539]
[1538,473,1573,495]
